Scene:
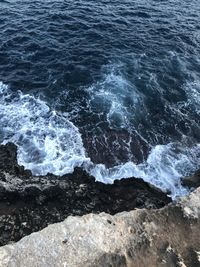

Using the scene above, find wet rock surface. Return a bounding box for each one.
[82,129,150,167]
[0,143,171,246]
[0,188,200,267]
[182,169,200,189]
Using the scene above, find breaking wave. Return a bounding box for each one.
[1,81,199,198]
[0,82,89,176]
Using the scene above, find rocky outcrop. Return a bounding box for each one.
[0,143,170,246]
[0,187,200,267]
[182,170,200,189]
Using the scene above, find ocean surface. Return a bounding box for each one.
[0,0,200,198]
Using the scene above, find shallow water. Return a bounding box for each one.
[0,0,200,197]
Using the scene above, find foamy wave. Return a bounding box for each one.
[0,82,89,176]
[87,66,143,130]
[0,81,199,198]
[88,143,200,198]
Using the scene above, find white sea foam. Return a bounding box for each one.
[0,81,89,176]
[88,143,200,198]
[87,67,143,130]
[0,81,199,198]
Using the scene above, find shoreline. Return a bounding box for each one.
[0,142,171,246]
[1,187,200,267]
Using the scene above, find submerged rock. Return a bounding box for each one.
[182,170,200,189]
[0,187,200,267]
[0,143,171,246]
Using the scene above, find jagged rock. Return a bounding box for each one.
[0,188,200,267]
[182,170,200,188]
[0,143,171,246]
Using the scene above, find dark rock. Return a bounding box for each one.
[0,143,171,246]
[0,188,200,267]
[182,170,200,188]
[82,129,150,167]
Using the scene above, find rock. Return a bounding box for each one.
[182,170,200,188]
[0,143,171,246]
[0,188,200,267]
[82,129,150,167]
[0,142,32,178]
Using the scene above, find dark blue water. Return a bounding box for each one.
[0,0,200,197]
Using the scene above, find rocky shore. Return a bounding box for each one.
[0,142,199,266]
[0,187,200,267]
[0,143,170,246]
